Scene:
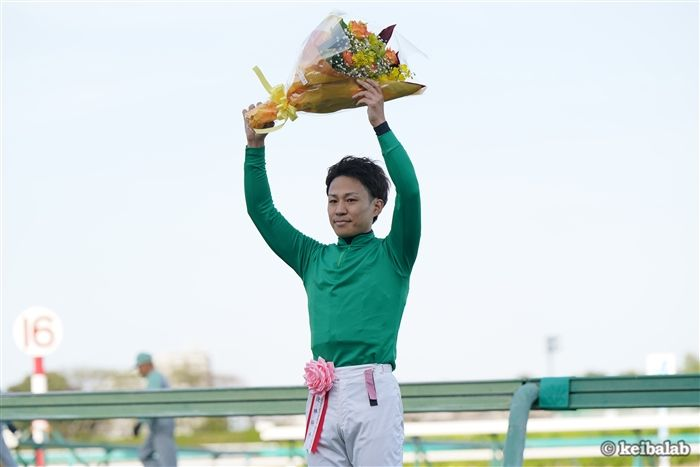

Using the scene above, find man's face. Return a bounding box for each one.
[137,362,152,377]
[327,176,384,237]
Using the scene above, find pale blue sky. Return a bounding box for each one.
[1,1,698,390]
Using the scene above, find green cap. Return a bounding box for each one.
[135,352,152,366]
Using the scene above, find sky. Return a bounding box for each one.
[1,1,698,391]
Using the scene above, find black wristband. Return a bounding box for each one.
[373,121,390,136]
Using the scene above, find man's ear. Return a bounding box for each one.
[372,198,385,217]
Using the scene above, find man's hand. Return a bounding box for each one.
[133,422,142,437]
[353,79,386,128]
[243,103,273,148]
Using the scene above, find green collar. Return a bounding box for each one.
[337,230,375,246]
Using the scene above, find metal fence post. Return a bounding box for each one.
[502,382,539,466]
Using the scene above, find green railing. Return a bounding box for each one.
[2,374,699,466]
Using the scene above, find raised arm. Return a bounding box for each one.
[243,106,321,277]
[353,81,421,274]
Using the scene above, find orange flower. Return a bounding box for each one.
[348,21,369,38]
[342,50,353,66]
[385,48,399,66]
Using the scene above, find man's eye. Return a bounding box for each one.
[347,199,356,203]
[328,199,337,204]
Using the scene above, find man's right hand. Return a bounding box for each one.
[133,422,142,437]
[243,104,272,148]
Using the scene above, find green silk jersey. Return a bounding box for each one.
[244,130,421,369]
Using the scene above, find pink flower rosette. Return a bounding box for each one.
[304,357,335,395]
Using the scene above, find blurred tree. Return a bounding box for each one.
[8,372,113,440]
[198,417,228,432]
[8,372,73,392]
[6,364,245,440]
[582,371,607,377]
[681,353,699,374]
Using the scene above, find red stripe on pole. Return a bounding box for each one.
[33,356,47,466]
[34,356,45,374]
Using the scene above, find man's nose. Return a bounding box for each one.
[335,201,347,214]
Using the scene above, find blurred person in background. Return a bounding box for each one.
[134,352,177,467]
[0,420,18,467]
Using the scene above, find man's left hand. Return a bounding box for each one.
[353,79,386,127]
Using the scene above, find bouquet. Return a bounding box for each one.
[246,14,425,133]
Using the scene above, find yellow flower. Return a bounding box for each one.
[368,33,380,46]
[352,50,375,68]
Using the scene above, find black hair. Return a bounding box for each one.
[326,156,390,222]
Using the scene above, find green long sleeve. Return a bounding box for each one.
[244,147,322,277]
[379,131,421,275]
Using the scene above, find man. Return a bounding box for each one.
[134,352,177,467]
[0,420,18,467]
[243,78,420,466]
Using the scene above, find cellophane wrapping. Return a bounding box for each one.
[246,14,425,130]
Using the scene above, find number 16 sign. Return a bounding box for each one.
[13,306,63,357]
